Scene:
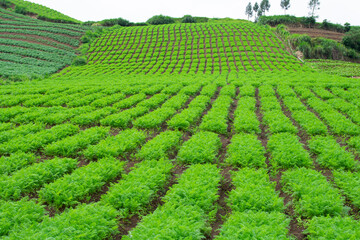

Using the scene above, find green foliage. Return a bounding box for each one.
[289,33,359,60]
[333,171,360,207]
[133,107,176,129]
[0,157,77,200]
[0,123,44,144]
[72,56,87,66]
[306,216,360,239]
[0,8,87,79]
[181,15,196,23]
[101,159,173,216]
[226,134,266,168]
[99,17,131,27]
[45,127,109,157]
[123,204,207,240]
[6,203,119,239]
[0,0,11,8]
[177,131,221,164]
[233,97,260,134]
[320,19,346,33]
[342,28,360,52]
[84,22,300,74]
[258,15,315,28]
[147,15,175,25]
[100,106,148,128]
[0,152,36,175]
[348,136,360,152]
[70,107,117,125]
[0,198,46,237]
[199,95,232,134]
[263,110,298,134]
[137,131,182,160]
[307,97,360,135]
[168,95,211,130]
[291,110,327,135]
[268,133,312,168]
[113,93,147,109]
[122,164,221,239]
[39,157,125,208]
[0,124,79,154]
[216,211,290,240]
[137,93,169,109]
[307,60,360,77]
[7,0,81,23]
[282,168,347,217]
[308,136,358,170]
[83,129,146,159]
[228,168,284,212]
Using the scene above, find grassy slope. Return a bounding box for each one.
[4,0,81,24]
[307,59,360,77]
[0,8,89,79]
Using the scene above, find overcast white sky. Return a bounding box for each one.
[28,0,360,26]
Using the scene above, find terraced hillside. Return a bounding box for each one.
[3,0,81,23]
[59,22,302,77]
[0,8,88,78]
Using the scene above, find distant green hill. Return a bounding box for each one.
[0,8,89,79]
[2,0,81,23]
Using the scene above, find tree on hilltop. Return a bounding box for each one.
[280,0,291,14]
[260,0,271,16]
[253,2,259,21]
[309,0,320,18]
[245,2,253,20]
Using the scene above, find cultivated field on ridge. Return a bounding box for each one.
[60,22,302,77]
[0,8,88,78]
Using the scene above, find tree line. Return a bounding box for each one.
[245,0,321,21]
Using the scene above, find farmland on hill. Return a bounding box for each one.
[2,0,81,23]
[0,8,360,240]
[60,22,302,77]
[0,8,88,79]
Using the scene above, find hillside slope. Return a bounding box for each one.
[57,22,302,78]
[0,8,89,79]
[2,0,81,23]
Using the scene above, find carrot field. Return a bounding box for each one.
[0,18,360,239]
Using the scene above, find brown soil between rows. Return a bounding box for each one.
[0,32,76,49]
[288,27,345,42]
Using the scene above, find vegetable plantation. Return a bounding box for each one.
[0,8,88,78]
[0,11,360,239]
[1,69,360,239]
[69,22,302,76]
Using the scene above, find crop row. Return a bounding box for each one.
[216,168,289,239]
[123,164,221,239]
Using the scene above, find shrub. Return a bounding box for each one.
[147,15,175,25]
[182,15,196,23]
[0,0,11,8]
[258,15,315,28]
[72,56,87,66]
[289,34,311,46]
[343,29,360,52]
[99,17,131,27]
[320,19,345,33]
[297,41,311,58]
[14,6,28,15]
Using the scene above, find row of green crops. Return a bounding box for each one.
[0,8,88,79]
[0,70,360,238]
